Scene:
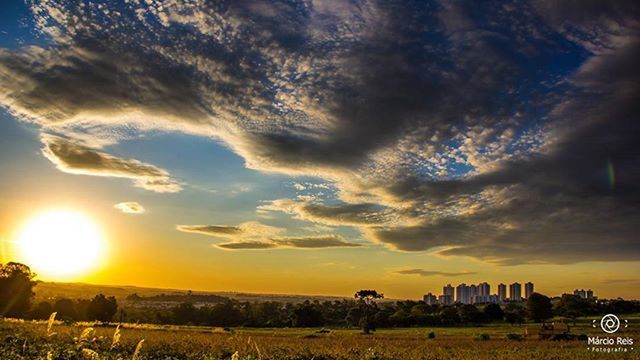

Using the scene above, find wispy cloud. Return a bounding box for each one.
[114,202,146,214]
[395,269,477,277]
[178,221,360,250]
[41,135,182,193]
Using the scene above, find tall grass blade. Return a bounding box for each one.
[132,339,144,360]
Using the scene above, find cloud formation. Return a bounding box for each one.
[178,221,360,250]
[114,202,146,214]
[41,135,182,193]
[1,1,639,263]
[395,269,477,277]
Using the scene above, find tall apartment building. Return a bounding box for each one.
[473,282,490,303]
[443,284,454,297]
[456,283,471,304]
[574,289,595,300]
[469,284,477,302]
[498,283,507,302]
[524,282,534,299]
[509,282,522,301]
[440,284,455,305]
[423,293,437,305]
[478,282,490,297]
[438,294,454,305]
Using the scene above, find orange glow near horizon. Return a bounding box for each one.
[15,209,107,281]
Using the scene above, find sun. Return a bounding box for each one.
[16,210,106,279]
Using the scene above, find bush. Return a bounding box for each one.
[427,331,436,339]
[506,333,523,341]
[477,333,490,341]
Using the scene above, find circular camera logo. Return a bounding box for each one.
[600,314,621,334]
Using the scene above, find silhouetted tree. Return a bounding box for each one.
[504,302,525,325]
[439,306,460,325]
[354,290,384,333]
[526,293,553,323]
[292,302,323,327]
[53,298,77,321]
[0,262,36,318]
[484,303,504,321]
[29,301,53,320]
[458,304,486,324]
[209,301,244,326]
[88,294,118,322]
[172,302,197,324]
[554,294,589,324]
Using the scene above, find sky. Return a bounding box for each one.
[0,0,639,300]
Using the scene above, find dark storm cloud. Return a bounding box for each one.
[41,135,182,192]
[371,30,640,262]
[395,269,476,277]
[0,1,639,263]
[0,43,210,126]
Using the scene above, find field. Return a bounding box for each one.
[1,317,638,359]
[33,282,352,304]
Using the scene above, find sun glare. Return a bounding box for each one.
[16,210,106,279]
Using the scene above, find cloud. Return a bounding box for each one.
[215,241,277,250]
[1,1,639,264]
[176,221,283,239]
[272,235,362,249]
[395,269,477,277]
[176,225,242,237]
[600,279,640,285]
[214,235,361,251]
[258,199,395,226]
[41,135,182,193]
[114,202,145,214]
[178,220,360,250]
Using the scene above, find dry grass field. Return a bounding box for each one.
[1,317,639,359]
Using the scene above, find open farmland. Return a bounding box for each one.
[1,317,638,359]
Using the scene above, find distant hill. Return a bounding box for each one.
[33,281,353,304]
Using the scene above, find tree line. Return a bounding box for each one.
[2,263,639,329]
[0,262,117,322]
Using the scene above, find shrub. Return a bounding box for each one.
[506,333,523,341]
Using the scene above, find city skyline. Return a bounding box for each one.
[423,281,601,304]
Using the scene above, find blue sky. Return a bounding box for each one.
[1,0,639,298]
